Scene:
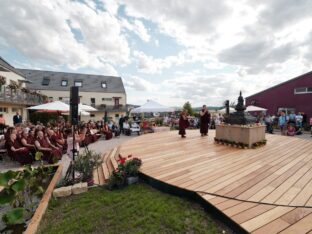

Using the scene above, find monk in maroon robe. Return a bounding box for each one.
[179,110,189,138]
[5,133,33,165]
[35,131,62,164]
[199,105,211,136]
[20,130,36,158]
[102,123,113,140]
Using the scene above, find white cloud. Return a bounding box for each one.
[122,75,154,91]
[0,0,129,74]
[121,19,151,42]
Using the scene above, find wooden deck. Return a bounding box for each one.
[119,130,312,233]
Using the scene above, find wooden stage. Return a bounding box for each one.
[119,130,312,233]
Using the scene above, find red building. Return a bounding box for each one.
[245,71,312,122]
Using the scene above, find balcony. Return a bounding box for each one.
[93,104,126,112]
[0,86,45,106]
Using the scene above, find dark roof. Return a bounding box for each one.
[246,70,312,99]
[17,69,126,93]
[0,57,26,78]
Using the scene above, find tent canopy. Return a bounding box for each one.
[130,100,174,113]
[246,105,267,112]
[218,107,235,113]
[79,104,97,112]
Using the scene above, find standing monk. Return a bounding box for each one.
[199,105,211,136]
[179,110,189,138]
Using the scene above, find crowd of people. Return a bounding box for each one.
[0,116,125,165]
[176,107,312,138]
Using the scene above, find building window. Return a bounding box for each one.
[101,82,107,88]
[102,98,112,101]
[90,114,95,117]
[42,77,50,86]
[90,98,95,107]
[115,114,119,118]
[11,108,20,113]
[294,87,312,94]
[61,80,68,86]
[59,97,63,100]
[278,107,296,115]
[0,107,8,113]
[49,97,53,102]
[74,81,83,87]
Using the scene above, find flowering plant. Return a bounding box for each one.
[0,75,6,85]
[107,154,142,190]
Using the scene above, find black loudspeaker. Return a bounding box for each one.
[70,86,79,125]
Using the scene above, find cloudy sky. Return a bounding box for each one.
[1,0,312,107]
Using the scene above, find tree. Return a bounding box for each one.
[183,101,195,116]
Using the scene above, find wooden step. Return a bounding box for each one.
[106,149,115,175]
[109,147,119,170]
[93,167,100,185]
[97,164,105,185]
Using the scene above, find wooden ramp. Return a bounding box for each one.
[119,130,312,233]
[93,147,120,185]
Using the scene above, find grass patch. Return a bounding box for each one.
[38,183,225,234]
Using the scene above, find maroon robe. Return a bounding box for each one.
[37,138,62,163]
[5,140,32,165]
[179,114,189,136]
[21,136,36,158]
[200,111,211,135]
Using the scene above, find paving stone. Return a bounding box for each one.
[72,182,88,195]
[53,186,72,197]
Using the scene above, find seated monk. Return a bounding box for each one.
[35,130,62,163]
[102,123,113,140]
[5,133,33,165]
[79,127,88,147]
[86,124,99,143]
[47,129,63,152]
[54,127,67,153]
[20,130,36,158]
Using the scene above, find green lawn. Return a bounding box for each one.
[38,183,225,234]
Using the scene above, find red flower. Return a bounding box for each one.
[119,158,126,165]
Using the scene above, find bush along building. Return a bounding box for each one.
[18,69,127,122]
[245,71,312,126]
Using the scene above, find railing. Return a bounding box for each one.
[94,104,126,112]
[0,86,44,106]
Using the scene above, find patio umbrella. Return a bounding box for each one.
[130,100,174,113]
[246,105,267,112]
[27,101,69,112]
[28,101,92,114]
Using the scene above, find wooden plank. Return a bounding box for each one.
[97,164,105,185]
[93,167,99,185]
[106,149,115,174]
[252,218,290,234]
[231,204,275,224]
[118,130,312,233]
[109,147,119,170]
[240,207,294,232]
[279,213,312,234]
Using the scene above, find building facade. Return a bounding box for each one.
[245,71,312,121]
[0,57,43,126]
[18,69,127,122]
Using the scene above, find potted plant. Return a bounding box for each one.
[0,75,6,88]
[73,149,102,186]
[124,156,142,185]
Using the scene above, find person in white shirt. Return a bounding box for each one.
[123,120,131,135]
